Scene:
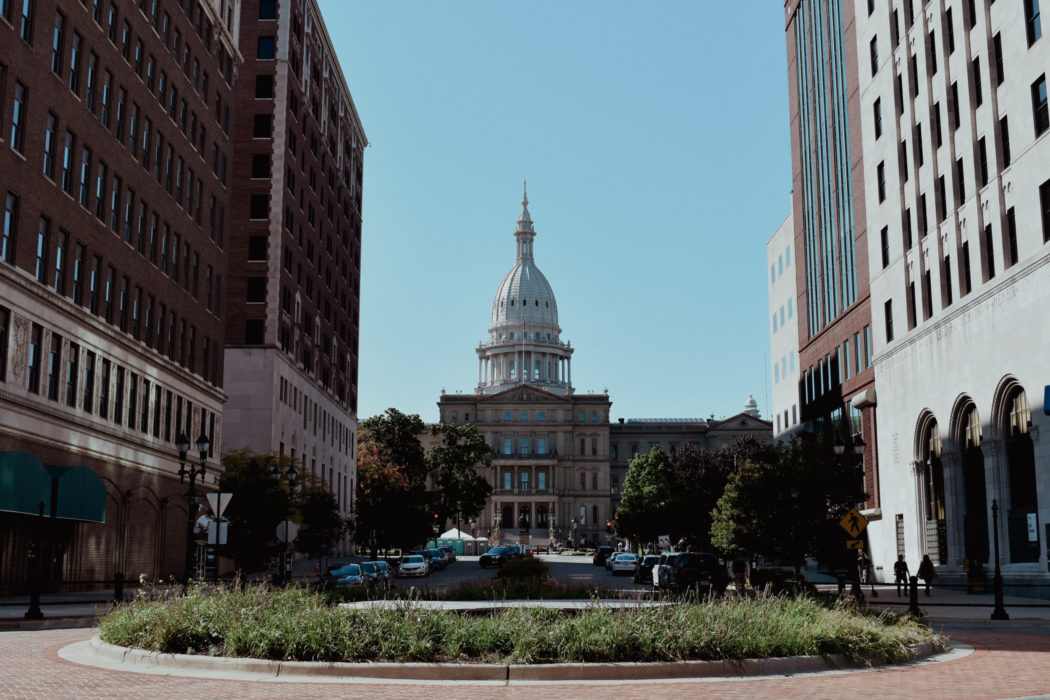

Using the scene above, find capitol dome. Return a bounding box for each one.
[475,183,574,395]
[488,184,561,341]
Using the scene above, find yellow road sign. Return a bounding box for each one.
[846,539,865,550]
[839,508,868,537]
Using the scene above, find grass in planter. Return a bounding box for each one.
[98,584,946,664]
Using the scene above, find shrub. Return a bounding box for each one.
[494,557,550,581]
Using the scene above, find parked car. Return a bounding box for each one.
[610,552,639,575]
[359,560,394,589]
[665,552,728,594]
[634,554,661,584]
[422,548,446,571]
[592,546,614,566]
[653,552,681,589]
[397,554,429,577]
[478,545,523,568]
[437,546,456,564]
[324,563,366,588]
[605,551,628,571]
[372,560,395,588]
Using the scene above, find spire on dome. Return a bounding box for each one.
[517,179,534,234]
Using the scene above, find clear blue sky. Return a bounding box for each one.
[319,1,792,424]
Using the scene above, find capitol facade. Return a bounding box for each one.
[437,186,770,546]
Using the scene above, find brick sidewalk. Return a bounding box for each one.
[1,628,1048,698]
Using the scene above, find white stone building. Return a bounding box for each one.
[767,209,801,440]
[856,0,1050,582]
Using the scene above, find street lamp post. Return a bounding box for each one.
[24,500,46,619]
[271,459,298,584]
[990,499,1010,620]
[177,431,211,583]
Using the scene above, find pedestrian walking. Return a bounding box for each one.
[732,557,747,593]
[918,554,937,596]
[894,554,910,596]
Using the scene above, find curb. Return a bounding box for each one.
[78,635,942,682]
[0,615,99,632]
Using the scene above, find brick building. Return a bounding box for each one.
[0,0,241,589]
[221,0,365,549]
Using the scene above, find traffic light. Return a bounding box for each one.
[605,520,612,533]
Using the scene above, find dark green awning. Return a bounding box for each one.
[0,452,52,517]
[45,465,107,523]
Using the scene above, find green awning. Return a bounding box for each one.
[45,465,107,523]
[0,452,52,517]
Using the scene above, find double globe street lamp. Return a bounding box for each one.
[177,432,211,583]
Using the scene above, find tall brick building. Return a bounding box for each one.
[0,0,241,589]
[221,0,365,546]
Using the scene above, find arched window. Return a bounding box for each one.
[1004,386,1038,562]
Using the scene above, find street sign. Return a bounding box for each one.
[658,535,671,548]
[846,539,865,550]
[206,492,233,518]
[839,508,868,537]
[276,521,299,543]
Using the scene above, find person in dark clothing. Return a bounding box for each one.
[893,555,910,596]
[918,554,937,596]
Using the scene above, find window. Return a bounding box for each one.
[955,158,965,205]
[1041,178,1050,242]
[1001,116,1012,166]
[34,216,49,284]
[27,323,42,393]
[993,33,1004,84]
[933,102,942,147]
[1033,75,1049,136]
[884,299,894,342]
[52,229,66,294]
[873,98,882,139]
[946,8,955,52]
[43,332,62,401]
[877,161,886,202]
[928,31,937,75]
[249,194,268,219]
[951,82,961,130]
[973,58,983,107]
[978,137,988,186]
[1006,208,1019,264]
[18,0,34,43]
[42,112,58,179]
[65,342,78,407]
[71,242,84,304]
[257,36,275,59]
[253,113,272,138]
[50,11,65,75]
[1026,0,1043,46]
[60,130,75,193]
[244,319,264,345]
[881,226,890,268]
[985,224,996,279]
[98,358,110,419]
[255,74,274,98]
[260,0,277,19]
[246,277,265,303]
[83,351,95,413]
[9,81,27,153]
[68,31,82,93]
[943,256,953,306]
[251,153,270,178]
[962,242,973,294]
[937,174,947,221]
[904,207,912,248]
[869,36,879,76]
[2,192,17,265]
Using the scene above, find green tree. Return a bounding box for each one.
[615,446,677,545]
[354,410,432,552]
[427,423,493,527]
[293,482,348,561]
[218,450,294,573]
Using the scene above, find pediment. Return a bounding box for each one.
[710,412,773,430]
[483,384,568,404]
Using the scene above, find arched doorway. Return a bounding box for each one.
[919,415,947,564]
[960,403,989,564]
[1002,386,1038,562]
[501,505,514,529]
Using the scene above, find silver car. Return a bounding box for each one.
[397,554,428,577]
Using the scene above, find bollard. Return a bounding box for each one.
[113,571,125,603]
[908,575,921,616]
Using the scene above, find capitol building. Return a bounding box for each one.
[437,186,770,546]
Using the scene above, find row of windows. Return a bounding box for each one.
[0,305,217,452]
[771,298,794,333]
[769,243,792,285]
[773,351,797,384]
[277,375,354,455]
[801,325,871,405]
[0,193,221,384]
[775,404,799,435]
[884,179,1050,341]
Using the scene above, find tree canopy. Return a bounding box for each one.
[428,423,493,526]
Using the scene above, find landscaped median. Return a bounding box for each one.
[95,584,947,677]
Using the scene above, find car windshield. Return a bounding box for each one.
[619,554,637,561]
[334,564,361,576]
[404,555,424,564]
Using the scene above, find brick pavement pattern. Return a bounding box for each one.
[2,628,1050,699]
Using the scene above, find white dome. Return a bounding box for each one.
[488,186,561,341]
